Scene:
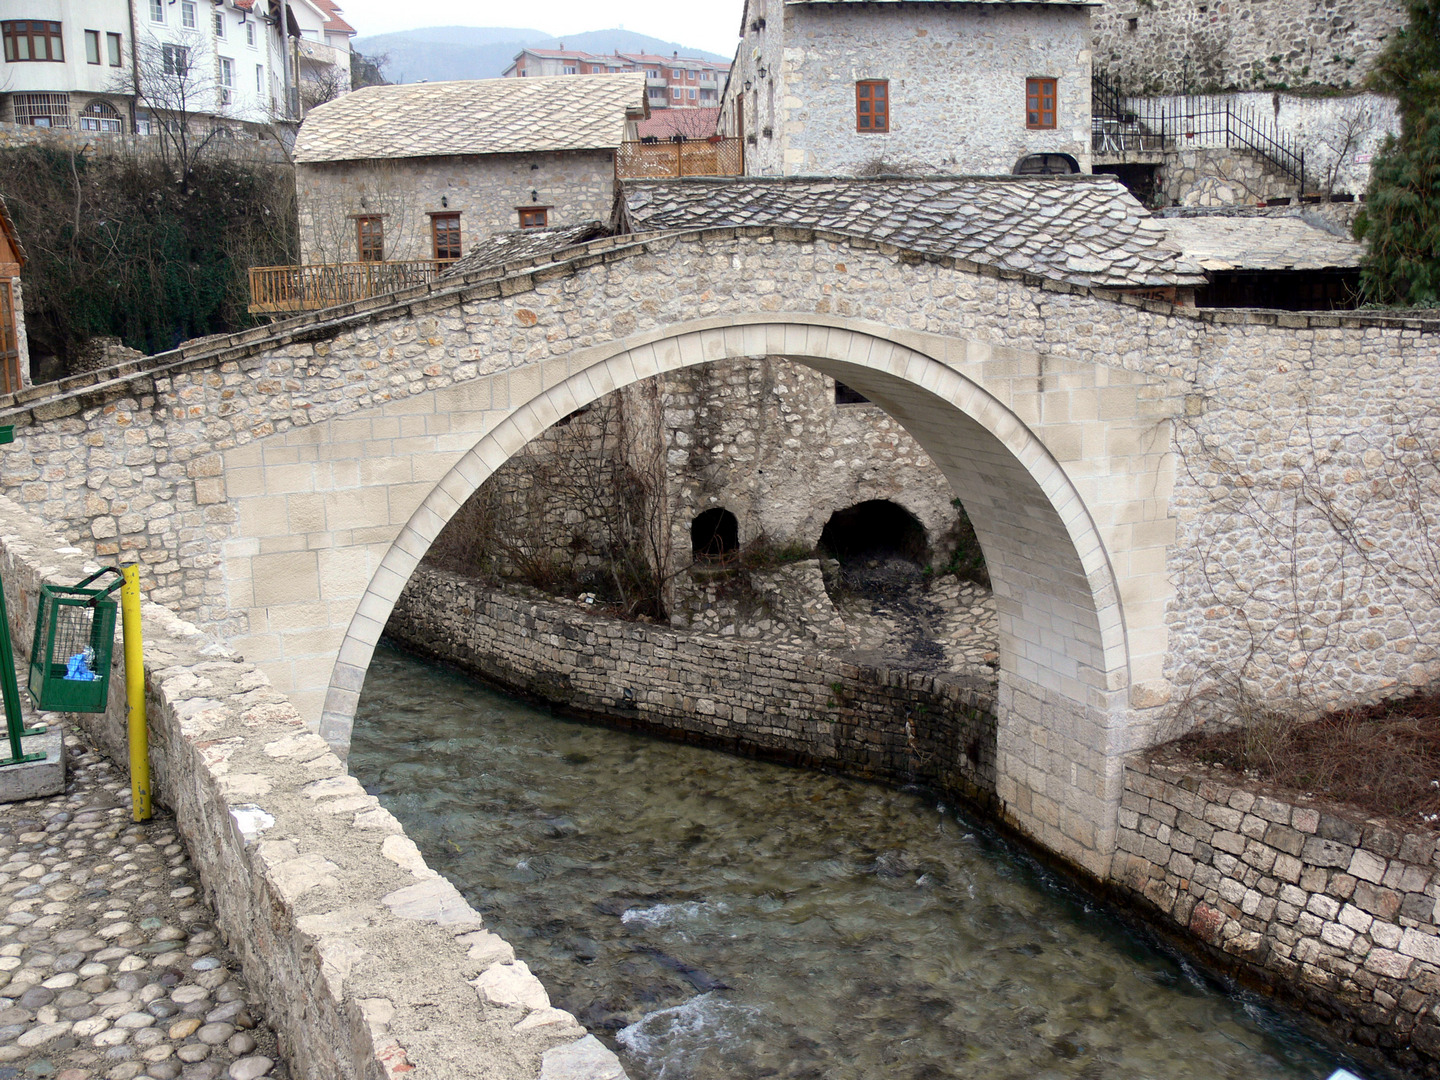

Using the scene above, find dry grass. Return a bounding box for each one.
[1171,692,1440,827]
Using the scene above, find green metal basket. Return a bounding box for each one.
[27,571,121,714]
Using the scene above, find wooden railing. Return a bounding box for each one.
[615,138,744,179]
[247,259,455,315]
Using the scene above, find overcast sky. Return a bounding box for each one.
[336,0,743,55]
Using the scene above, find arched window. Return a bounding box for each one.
[78,99,122,133]
[819,500,928,564]
[691,508,739,559]
[1013,153,1080,176]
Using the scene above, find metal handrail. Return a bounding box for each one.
[1091,74,1309,193]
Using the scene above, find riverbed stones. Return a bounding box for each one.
[0,731,288,1080]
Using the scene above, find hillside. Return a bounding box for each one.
[352,26,732,84]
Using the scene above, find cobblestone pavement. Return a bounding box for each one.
[0,729,288,1080]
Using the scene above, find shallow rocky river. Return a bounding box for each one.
[350,646,1349,1080]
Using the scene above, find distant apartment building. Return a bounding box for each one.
[502,46,728,110]
[0,0,355,135]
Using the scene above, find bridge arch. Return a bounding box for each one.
[320,316,1142,874]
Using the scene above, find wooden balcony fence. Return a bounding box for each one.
[248,259,454,315]
[615,138,744,179]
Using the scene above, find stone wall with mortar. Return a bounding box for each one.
[0,122,288,164]
[1110,753,1440,1076]
[296,152,616,264]
[722,0,1091,175]
[432,354,960,622]
[8,277,30,391]
[384,565,1000,807]
[1092,0,1408,94]
[1158,146,1300,207]
[0,494,630,1080]
[655,357,960,574]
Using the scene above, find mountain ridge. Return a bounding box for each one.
[353,26,733,85]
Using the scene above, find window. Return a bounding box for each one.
[256,64,264,94]
[79,99,123,132]
[218,57,233,105]
[430,213,462,260]
[163,44,188,76]
[517,207,548,229]
[356,216,384,261]
[1026,77,1057,129]
[672,68,682,78]
[150,0,164,24]
[181,2,196,30]
[2,21,64,62]
[107,32,122,66]
[855,80,888,133]
[246,21,256,47]
[563,65,576,74]
[672,88,681,99]
[213,11,226,38]
[688,88,696,100]
[11,92,70,127]
[85,30,100,64]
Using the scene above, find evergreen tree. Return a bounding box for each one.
[1356,0,1440,305]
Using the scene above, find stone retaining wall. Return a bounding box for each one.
[0,494,627,1080]
[1111,754,1440,1075]
[386,566,999,806]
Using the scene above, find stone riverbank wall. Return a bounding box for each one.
[0,494,630,1080]
[385,566,999,807]
[1111,753,1440,1076]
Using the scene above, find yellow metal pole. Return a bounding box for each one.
[120,563,151,822]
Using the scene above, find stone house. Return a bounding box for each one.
[718,0,1097,176]
[292,74,647,264]
[0,197,28,395]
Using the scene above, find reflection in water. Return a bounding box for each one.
[351,646,1344,1080]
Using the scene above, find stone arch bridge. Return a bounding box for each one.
[2,226,1436,878]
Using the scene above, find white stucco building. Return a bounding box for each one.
[719,0,1096,176]
[0,0,355,133]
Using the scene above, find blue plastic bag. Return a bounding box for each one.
[63,649,98,681]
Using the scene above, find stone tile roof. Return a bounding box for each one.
[294,74,648,163]
[617,176,1205,289]
[444,222,609,278]
[1155,214,1363,272]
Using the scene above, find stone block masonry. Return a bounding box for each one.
[1092,0,1408,94]
[386,567,999,809]
[1110,753,1440,1075]
[0,494,630,1080]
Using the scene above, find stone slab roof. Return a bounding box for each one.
[1155,215,1363,272]
[444,222,609,278]
[294,74,648,163]
[617,176,1205,290]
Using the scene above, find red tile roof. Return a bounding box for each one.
[312,0,356,34]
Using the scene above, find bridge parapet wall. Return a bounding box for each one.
[0,494,624,1080]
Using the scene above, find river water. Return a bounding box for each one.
[350,646,1347,1080]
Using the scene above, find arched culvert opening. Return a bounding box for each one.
[819,500,928,566]
[691,507,740,559]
